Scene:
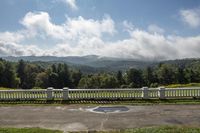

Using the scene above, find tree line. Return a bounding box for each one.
[0,58,200,89]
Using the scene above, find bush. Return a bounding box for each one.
[150,83,159,88]
[120,84,129,88]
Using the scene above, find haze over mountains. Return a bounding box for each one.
[2,55,154,71]
[2,55,199,73]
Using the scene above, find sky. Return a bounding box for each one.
[0,0,200,60]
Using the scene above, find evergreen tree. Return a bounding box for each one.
[1,62,20,88]
[126,68,143,88]
[71,70,82,88]
[143,67,155,86]
[116,71,124,86]
[16,60,26,88]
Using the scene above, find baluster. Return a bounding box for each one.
[76,91,79,99]
[91,90,93,99]
[79,90,81,99]
[75,91,77,99]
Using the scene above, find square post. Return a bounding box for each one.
[63,87,69,100]
[47,87,54,100]
[159,87,166,99]
[142,87,149,99]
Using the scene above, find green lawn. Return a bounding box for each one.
[70,126,200,133]
[165,83,200,88]
[0,127,62,133]
[1,126,200,133]
[0,87,16,90]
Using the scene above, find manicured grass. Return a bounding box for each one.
[70,126,200,133]
[165,83,200,88]
[0,127,62,133]
[0,87,16,90]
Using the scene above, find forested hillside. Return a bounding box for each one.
[1,58,200,89]
[2,56,155,73]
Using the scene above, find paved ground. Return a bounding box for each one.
[0,105,200,132]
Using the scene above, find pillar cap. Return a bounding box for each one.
[63,87,69,90]
[47,87,53,90]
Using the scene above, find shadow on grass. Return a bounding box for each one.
[0,98,200,105]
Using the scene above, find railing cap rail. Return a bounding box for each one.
[0,89,46,92]
[68,88,142,91]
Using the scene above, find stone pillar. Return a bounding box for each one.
[47,87,53,100]
[63,87,69,100]
[142,87,149,99]
[159,87,166,99]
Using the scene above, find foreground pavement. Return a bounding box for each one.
[0,105,200,132]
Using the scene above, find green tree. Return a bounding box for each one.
[57,64,72,88]
[1,62,20,88]
[177,67,186,84]
[16,60,26,88]
[48,72,59,88]
[142,67,155,86]
[155,64,178,85]
[116,71,124,86]
[125,68,143,87]
[35,72,49,88]
[71,70,82,88]
[23,64,41,89]
[100,74,118,88]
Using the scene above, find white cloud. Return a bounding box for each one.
[180,8,200,28]
[65,15,116,40]
[0,12,200,60]
[62,0,78,10]
[0,41,42,56]
[0,31,24,43]
[148,24,165,34]
[21,12,66,40]
[19,11,115,42]
[123,20,134,32]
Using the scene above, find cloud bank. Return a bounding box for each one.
[0,11,200,60]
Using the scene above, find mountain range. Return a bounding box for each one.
[1,55,199,73]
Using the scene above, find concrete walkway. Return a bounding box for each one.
[0,105,200,132]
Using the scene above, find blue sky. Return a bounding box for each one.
[0,0,200,60]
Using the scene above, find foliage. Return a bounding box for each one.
[1,58,200,89]
[0,59,19,88]
[78,74,118,89]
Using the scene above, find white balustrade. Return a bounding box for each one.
[0,87,199,101]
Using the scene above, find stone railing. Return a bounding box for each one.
[0,87,200,100]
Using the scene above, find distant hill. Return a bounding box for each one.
[2,55,200,73]
[2,55,155,72]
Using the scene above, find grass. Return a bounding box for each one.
[0,87,16,90]
[165,83,200,88]
[0,127,62,133]
[1,126,200,133]
[70,126,200,133]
